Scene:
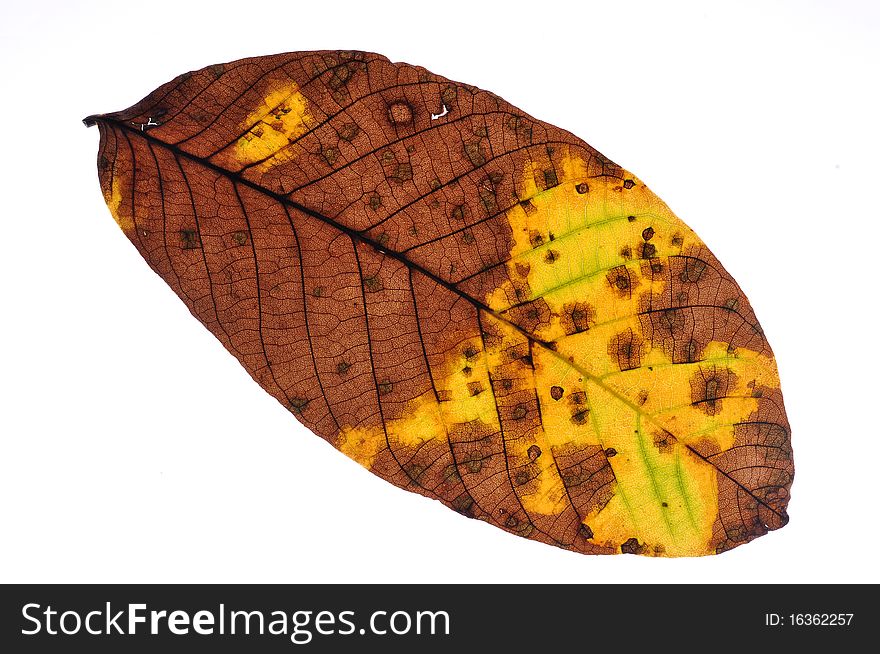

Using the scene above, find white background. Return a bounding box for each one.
[1,0,877,583]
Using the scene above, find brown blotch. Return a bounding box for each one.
[641,226,655,241]
[544,249,560,264]
[609,328,643,372]
[529,230,544,248]
[652,430,677,453]
[467,381,484,396]
[543,169,559,189]
[512,404,528,420]
[514,471,530,486]
[640,242,657,259]
[579,524,594,539]
[658,308,684,334]
[576,182,590,194]
[508,298,552,335]
[387,100,413,125]
[606,265,635,298]
[505,514,520,528]
[680,257,707,283]
[464,141,486,167]
[519,199,537,215]
[388,162,412,183]
[527,445,542,462]
[690,367,736,416]
[515,262,531,278]
[620,537,645,554]
[338,122,360,141]
[560,302,595,335]
[550,386,564,401]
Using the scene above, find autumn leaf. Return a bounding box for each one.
[85,50,792,557]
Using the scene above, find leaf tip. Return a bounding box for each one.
[83,114,100,128]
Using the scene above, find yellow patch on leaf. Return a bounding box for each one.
[213,79,315,170]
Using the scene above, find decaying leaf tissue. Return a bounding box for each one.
[86,51,792,556]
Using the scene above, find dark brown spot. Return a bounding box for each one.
[451,205,465,221]
[671,234,684,247]
[527,445,542,462]
[641,226,655,241]
[576,182,590,194]
[515,262,531,278]
[364,276,383,292]
[620,537,644,554]
[623,179,635,189]
[512,404,528,420]
[180,229,200,250]
[605,447,617,458]
[232,231,248,246]
[338,123,360,141]
[465,458,483,474]
[322,147,338,166]
[467,381,483,396]
[627,215,636,222]
[514,471,530,486]
[312,286,324,297]
[662,502,669,508]
[550,386,564,401]
[463,345,479,360]
[724,297,741,311]
[620,245,632,259]
[544,249,560,264]
[462,231,475,244]
[462,366,473,377]
[368,194,382,210]
[571,409,590,425]
[387,100,413,125]
[452,493,475,516]
[501,379,513,391]
[579,524,594,539]
[378,381,393,395]
[505,515,520,528]
[543,169,559,189]
[336,361,351,375]
[289,397,309,414]
[640,242,657,259]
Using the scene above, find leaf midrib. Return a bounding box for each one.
[96,116,786,522]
